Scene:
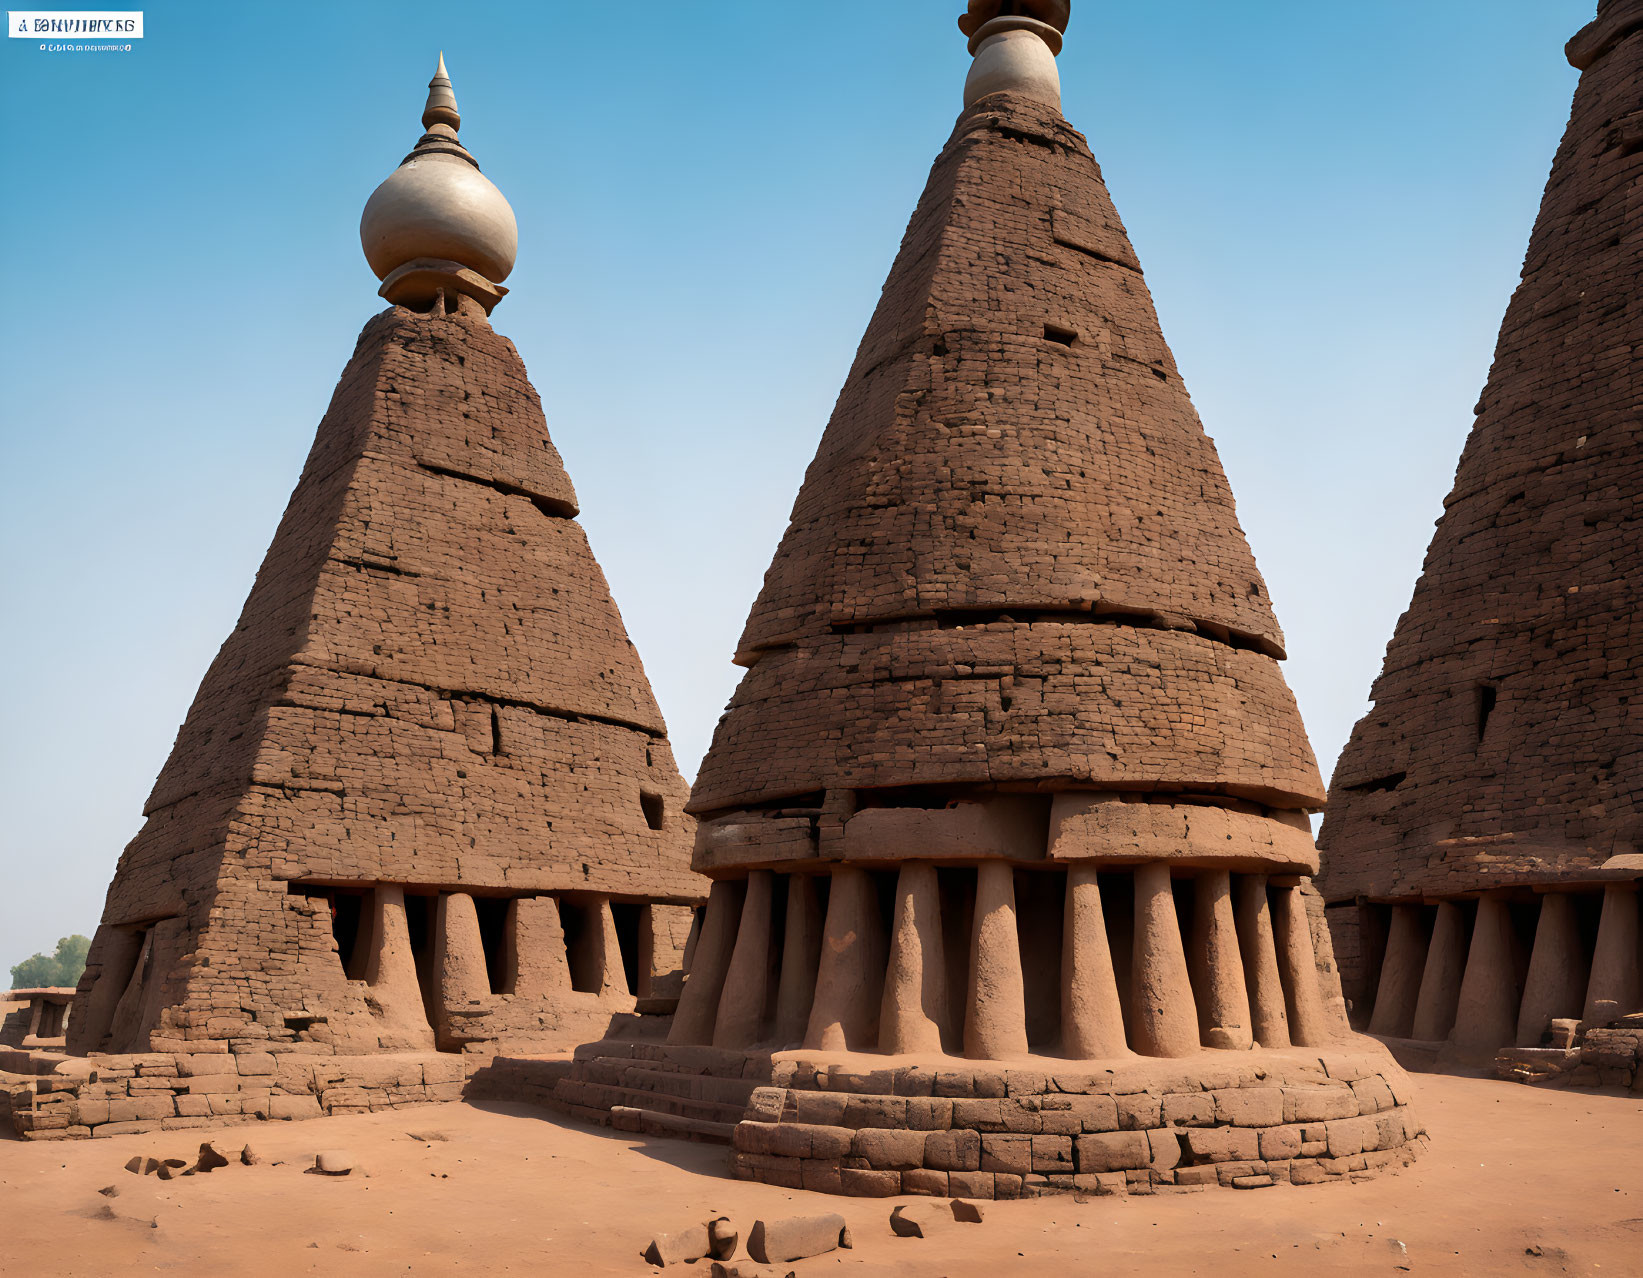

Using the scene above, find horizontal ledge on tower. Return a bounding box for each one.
[1567,2,1643,70]
[690,791,1317,875]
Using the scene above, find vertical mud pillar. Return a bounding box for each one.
[1368,904,1430,1039]
[1583,883,1641,1024]
[880,861,948,1055]
[1411,901,1467,1042]
[1271,882,1333,1047]
[964,861,1029,1058]
[365,886,436,1047]
[434,892,491,1049]
[714,870,776,1049]
[1516,893,1589,1046]
[506,895,573,999]
[1450,892,1521,1058]
[805,866,887,1052]
[773,873,825,1047]
[1188,869,1253,1049]
[669,879,745,1045]
[1061,864,1128,1057]
[1234,874,1290,1048]
[1129,862,1199,1057]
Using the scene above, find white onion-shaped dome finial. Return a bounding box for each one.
[359,54,519,309]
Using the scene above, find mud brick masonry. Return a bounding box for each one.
[1318,0,1643,1089]
[4,58,703,1139]
[547,1,1424,1195]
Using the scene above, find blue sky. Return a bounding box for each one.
[0,0,1593,968]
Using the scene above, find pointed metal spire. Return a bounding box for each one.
[422,51,461,133]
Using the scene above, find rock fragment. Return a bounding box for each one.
[890,1202,951,1238]
[193,1142,232,1173]
[313,1151,354,1176]
[707,1216,738,1260]
[747,1214,852,1265]
[643,1226,708,1267]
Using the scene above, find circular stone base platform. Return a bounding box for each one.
[555,1040,1425,1198]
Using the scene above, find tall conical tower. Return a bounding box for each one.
[1319,1,1643,1075]
[557,4,1422,1197]
[66,59,704,1062]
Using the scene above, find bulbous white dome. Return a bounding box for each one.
[360,149,518,284]
[359,56,518,292]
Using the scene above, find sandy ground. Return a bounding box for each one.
[0,1073,1639,1277]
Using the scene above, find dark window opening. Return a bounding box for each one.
[1506,900,1540,989]
[562,900,605,994]
[1100,870,1136,1030]
[474,896,511,995]
[291,884,370,980]
[1044,323,1079,347]
[332,891,368,980]
[38,1002,65,1037]
[403,893,440,1026]
[1345,772,1405,794]
[611,902,642,997]
[938,868,976,1052]
[640,790,665,831]
[1475,683,1498,741]
[1015,868,1066,1051]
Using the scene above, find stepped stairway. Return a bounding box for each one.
[550,1043,768,1143]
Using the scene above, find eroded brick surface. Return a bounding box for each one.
[689,93,1322,822]
[1319,8,1643,902]
[69,307,702,1058]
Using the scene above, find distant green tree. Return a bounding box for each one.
[9,935,91,990]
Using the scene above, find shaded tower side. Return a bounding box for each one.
[1317,2,1643,1057]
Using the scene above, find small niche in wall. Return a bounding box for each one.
[640,790,665,831]
[1475,682,1498,742]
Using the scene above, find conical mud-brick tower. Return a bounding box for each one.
[558,4,1423,1197]
[1320,1,1643,1085]
[67,59,703,1064]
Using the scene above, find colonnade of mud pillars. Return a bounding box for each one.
[669,862,1350,1058]
[333,887,637,1051]
[1367,882,1643,1055]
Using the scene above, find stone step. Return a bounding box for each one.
[557,1076,748,1125]
[567,1057,758,1109]
[609,1105,736,1144]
